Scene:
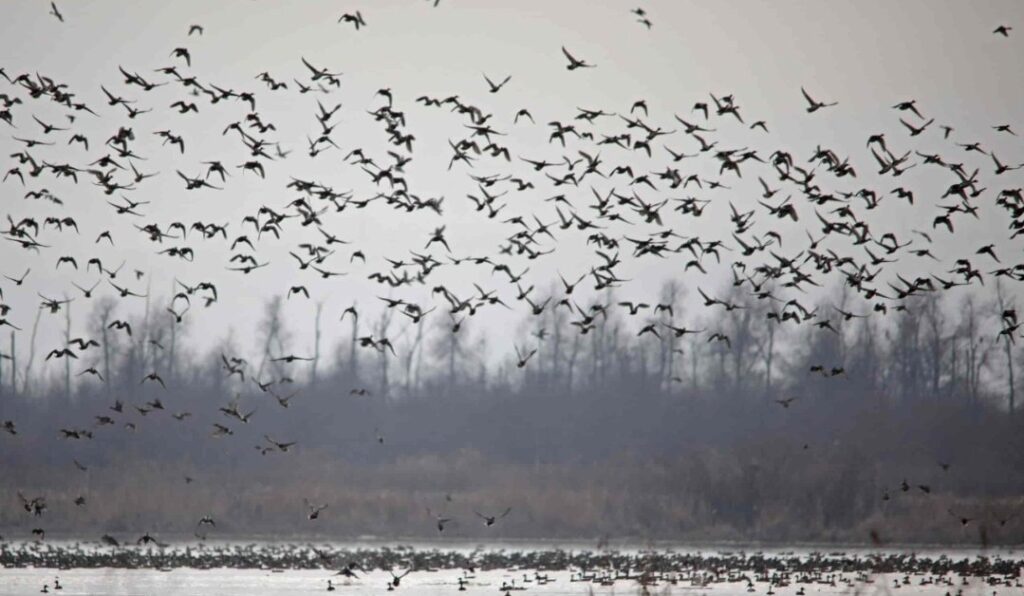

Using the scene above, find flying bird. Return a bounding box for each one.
[562,46,595,70]
[801,87,837,113]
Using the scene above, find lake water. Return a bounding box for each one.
[1,543,1021,596]
[0,568,1011,596]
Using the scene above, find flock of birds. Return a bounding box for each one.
[2,544,1024,594]
[1,2,1024,587]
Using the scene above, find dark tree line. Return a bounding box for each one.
[1,280,1023,542]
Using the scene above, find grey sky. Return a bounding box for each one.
[1,0,1023,382]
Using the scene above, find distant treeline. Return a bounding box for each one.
[1,281,1023,544]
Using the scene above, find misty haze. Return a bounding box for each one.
[2,1,1024,594]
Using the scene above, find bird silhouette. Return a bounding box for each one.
[801,87,837,113]
[561,46,595,70]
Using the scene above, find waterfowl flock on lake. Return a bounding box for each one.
[3,543,1024,594]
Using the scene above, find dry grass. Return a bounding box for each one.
[3,448,1021,545]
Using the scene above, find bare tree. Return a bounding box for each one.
[437,314,463,392]
[311,301,323,385]
[921,294,947,397]
[547,290,566,383]
[402,318,426,396]
[63,295,72,399]
[566,328,581,393]
[167,294,179,386]
[21,307,43,395]
[959,294,990,403]
[0,331,8,395]
[9,332,14,396]
[723,287,757,395]
[690,334,702,393]
[848,312,882,397]
[374,306,395,397]
[656,281,682,390]
[347,302,360,380]
[995,279,1016,413]
[890,304,924,401]
[256,295,289,383]
[89,297,117,394]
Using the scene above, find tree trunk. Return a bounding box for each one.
[0,332,5,396]
[551,309,563,384]
[764,320,776,396]
[448,331,456,390]
[691,339,700,393]
[99,306,112,394]
[949,338,959,398]
[22,308,42,395]
[168,312,177,384]
[567,332,581,393]
[1007,340,1015,413]
[311,302,323,385]
[995,281,1016,413]
[9,331,15,397]
[349,307,359,380]
[404,320,424,396]
[256,298,283,383]
[64,296,72,400]
[375,308,394,397]
[139,278,152,384]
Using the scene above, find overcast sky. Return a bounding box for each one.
[1,0,1023,379]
